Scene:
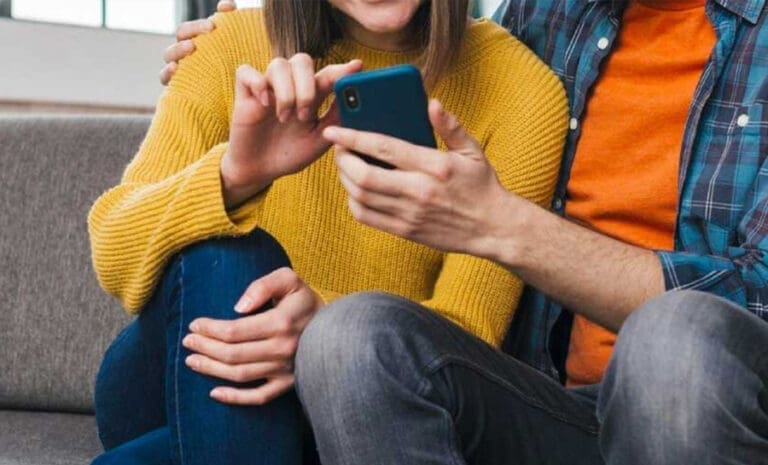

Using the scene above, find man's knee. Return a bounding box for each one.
[600,291,768,462]
[296,291,422,372]
[295,292,433,403]
[602,291,755,430]
[622,289,741,335]
[611,290,747,379]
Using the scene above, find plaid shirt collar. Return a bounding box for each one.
[716,0,765,23]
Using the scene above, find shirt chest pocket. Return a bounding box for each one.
[687,102,767,231]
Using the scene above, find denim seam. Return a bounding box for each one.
[174,254,186,464]
[423,354,599,435]
[439,404,471,465]
[415,353,445,397]
[412,354,470,465]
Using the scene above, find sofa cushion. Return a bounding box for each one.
[0,410,103,464]
[0,116,150,413]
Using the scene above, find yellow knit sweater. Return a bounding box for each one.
[88,9,567,347]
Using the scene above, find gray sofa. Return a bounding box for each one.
[0,115,150,464]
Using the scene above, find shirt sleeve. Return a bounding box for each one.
[656,181,768,321]
[656,148,768,320]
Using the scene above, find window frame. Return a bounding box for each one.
[5,0,182,34]
[0,0,11,18]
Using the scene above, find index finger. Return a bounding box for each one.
[335,149,422,199]
[315,60,363,98]
[323,126,448,178]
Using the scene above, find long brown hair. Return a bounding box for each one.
[263,0,470,87]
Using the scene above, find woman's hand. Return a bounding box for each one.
[325,99,515,259]
[221,57,363,208]
[183,268,324,405]
[160,0,237,85]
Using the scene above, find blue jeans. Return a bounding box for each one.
[92,230,321,465]
[296,291,768,464]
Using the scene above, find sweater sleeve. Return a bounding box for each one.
[420,51,568,347]
[88,11,271,314]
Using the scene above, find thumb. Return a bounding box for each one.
[317,100,341,132]
[429,99,480,154]
[234,268,300,314]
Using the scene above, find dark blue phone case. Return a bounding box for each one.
[334,64,437,169]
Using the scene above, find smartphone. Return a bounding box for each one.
[334,64,437,169]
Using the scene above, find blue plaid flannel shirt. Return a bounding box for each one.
[493,0,768,381]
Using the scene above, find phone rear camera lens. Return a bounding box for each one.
[344,87,360,110]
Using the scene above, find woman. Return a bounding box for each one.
[90,0,567,463]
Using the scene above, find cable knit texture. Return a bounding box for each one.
[88,9,567,347]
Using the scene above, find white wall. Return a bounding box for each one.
[0,18,171,110]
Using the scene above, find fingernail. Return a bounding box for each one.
[185,355,199,369]
[298,108,310,122]
[324,127,338,138]
[182,335,193,348]
[189,321,200,332]
[210,388,222,399]
[279,109,291,122]
[259,91,270,107]
[234,296,252,313]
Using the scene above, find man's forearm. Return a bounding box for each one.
[489,195,665,332]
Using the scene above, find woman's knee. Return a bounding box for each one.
[171,229,292,320]
[179,229,291,281]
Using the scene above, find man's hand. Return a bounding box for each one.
[160,0,237,85]
[325,99,510,258]
[326,99,664,331]
[182,268,324,405]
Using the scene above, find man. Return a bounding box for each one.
[163,1,768,463]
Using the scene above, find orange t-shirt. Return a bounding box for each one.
[565,0,716,386]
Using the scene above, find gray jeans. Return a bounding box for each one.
[294,291,768,464]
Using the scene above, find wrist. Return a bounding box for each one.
[220,149,270,209]
[484,192,543,269]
